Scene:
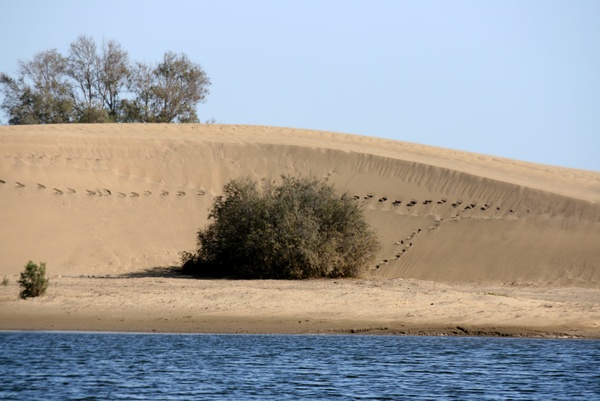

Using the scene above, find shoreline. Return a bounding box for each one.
[1,323,596,339]
[2,327,596,340]
[1,276,598,339]
[1,329,597,339]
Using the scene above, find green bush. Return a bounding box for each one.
[183,176,380,279]
[18,261,49,299]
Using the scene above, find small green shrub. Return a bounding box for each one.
[184,176,380,279]
[18,261,49,299]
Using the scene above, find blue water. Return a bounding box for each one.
[0,332,599,400]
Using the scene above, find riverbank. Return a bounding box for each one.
[1,274,598,338]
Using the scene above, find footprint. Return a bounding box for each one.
[353,195,360,200]
[428,220,442,230]
[196,190,205,196]
[67,188,76,194]
[437,198,447,204]
[464,202,477,210]
[161,190,169,196]
[130,192,139,198]
[406,200,417,207]
[117,192,126,197]
[177,191,186,196]
[378,197,387,203]
[392,200,402,206]
[53,188,63,195]
[86,189,96,196]
[375,258,390,269]
[144,191,152,196]
[451,199,463,208]
[364,194,374,200]
[15,182,25,188]
[423,200,432,205]
[0,179,5,184]
[480,203,489,211]
[37,183,46,189]
[101,189,112,196]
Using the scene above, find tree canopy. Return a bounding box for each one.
[0,35,211,124]
[183,176,380,279]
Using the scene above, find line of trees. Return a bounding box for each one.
[0,35,211,124]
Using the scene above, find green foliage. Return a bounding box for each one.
[184,176,380,279]
[18,261,49,299]
[0,50,74,125]
[124,52,210,123]
[0,36,210,125]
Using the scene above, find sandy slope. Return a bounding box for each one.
[1,124,599,287]
[1,123,599,336]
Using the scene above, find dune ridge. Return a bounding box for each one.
[1,124,599,288]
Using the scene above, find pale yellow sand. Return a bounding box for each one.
[0,275,598,338]
[1,124,599,336]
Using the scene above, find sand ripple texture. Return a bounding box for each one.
[1,124,599,287]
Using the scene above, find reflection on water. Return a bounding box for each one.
[1,332,599,400]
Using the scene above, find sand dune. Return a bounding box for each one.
[1,124,599,336]
[1,124,598,287]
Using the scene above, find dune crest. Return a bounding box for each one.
[1,124,599,287]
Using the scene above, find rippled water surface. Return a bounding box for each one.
[1,332,599,400]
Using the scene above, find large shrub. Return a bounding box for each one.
[18,261,49,299]
[184,176,380,279]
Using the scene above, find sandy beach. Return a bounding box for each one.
[1,124,599,337]
[1,273,599,338]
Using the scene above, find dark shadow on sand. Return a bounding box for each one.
[118,266,190,279]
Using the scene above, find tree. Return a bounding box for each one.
[67,35,114,123]
[0,50,74,124]
[67,35,99,112]
[123,61,155,122]
[125,52,211,123]
[96,39,129,120]
[0,74,39,125]
[152,51,210,123]
[183,176,380,279]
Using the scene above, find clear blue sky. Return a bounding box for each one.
[1,0,599,171]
